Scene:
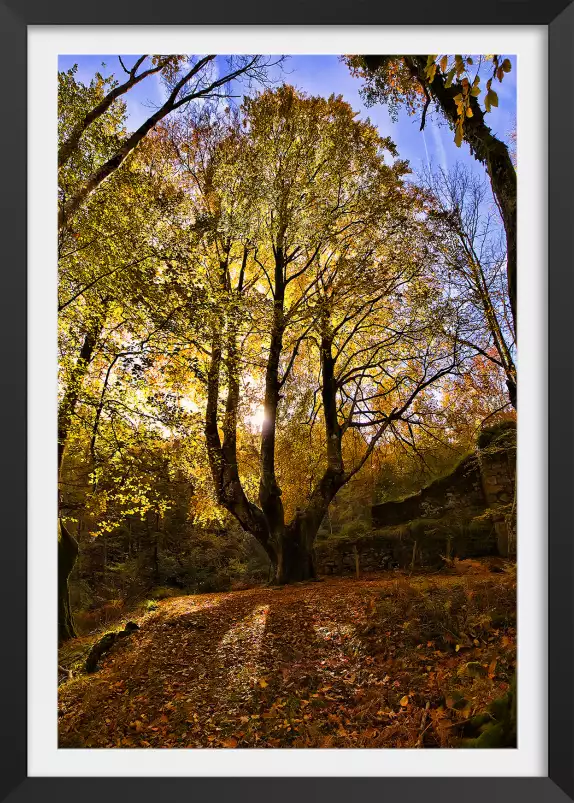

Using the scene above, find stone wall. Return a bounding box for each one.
[371,453,485,527]
[315,420,516,575]
[477,423,517,556]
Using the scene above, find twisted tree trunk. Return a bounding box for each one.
[204,260,346,583]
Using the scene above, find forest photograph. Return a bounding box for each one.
[57,52,517,750]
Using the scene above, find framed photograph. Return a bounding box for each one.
[1,1,571,801]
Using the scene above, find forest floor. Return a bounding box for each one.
[58,560,516,749]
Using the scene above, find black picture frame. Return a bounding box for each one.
[1,3,571,801]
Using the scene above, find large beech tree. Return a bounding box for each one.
[57,65,514,640]
[170,88,464,583]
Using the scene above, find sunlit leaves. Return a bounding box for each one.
[344,54,512,149]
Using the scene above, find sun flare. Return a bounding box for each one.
[245,406,266,432]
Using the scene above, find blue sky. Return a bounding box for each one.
[58,54,516,182]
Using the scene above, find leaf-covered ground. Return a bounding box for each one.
[59,563,516,748]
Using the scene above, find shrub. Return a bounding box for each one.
[370,575,516,649]
[149,586,180,601]
[74,599,126,634]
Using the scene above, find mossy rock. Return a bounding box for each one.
[477,419,516,450]
[459,675,516,748]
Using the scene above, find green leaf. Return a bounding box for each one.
[445,68,456,88]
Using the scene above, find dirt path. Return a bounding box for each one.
[59,572,516,748]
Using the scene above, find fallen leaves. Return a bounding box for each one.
[59,569,516,750]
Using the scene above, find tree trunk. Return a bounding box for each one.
[58,519,79,644]
[258,246,287,541]
[58,329,100,645]
[203,247,345,586]
[273,519,317,584]
[58,327,100,473]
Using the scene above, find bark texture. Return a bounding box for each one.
[58,519,79,644]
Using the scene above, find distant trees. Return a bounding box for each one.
[422,164,516,408]
[344,55,517,336]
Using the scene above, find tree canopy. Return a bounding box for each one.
[57,58,515,639]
